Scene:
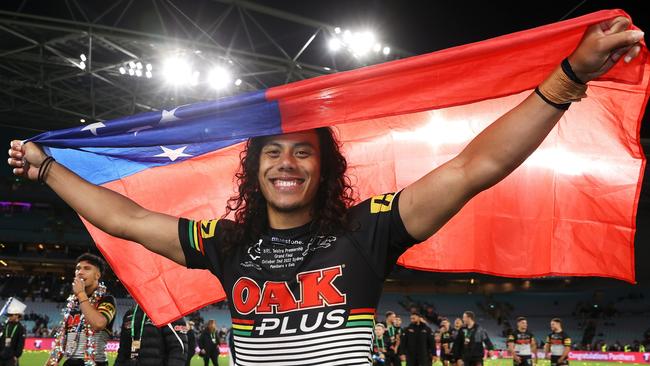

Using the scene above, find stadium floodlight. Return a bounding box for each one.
[328,27,392,60]
[128,68,135,76]
[190,71,200,86]
[80,119,86,123]
[234,78,242,86]
[343,30,352,43]
[135,69,142,77]
[328,38,342,52]
[348,31,375,57]
[80,54,87,62]
[78,61,86,70]
[119,67,126,74]
[129,61,136,69]
[146,63,153,71]
[208,66,232,90]
[162,56,193,86]
[136,62,143,70]
[145,71,152,79]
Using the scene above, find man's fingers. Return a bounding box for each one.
[599,30,644,54]
[624,45,642,63]
[8,157,24,167]
[9,158,24,167]
[602,17,631,35]
[611,46,633,63]
[8,148,23,159]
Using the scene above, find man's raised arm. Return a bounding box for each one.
[399,17,644,241]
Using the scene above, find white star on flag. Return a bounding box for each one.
[127,125,153,136]
[159,108,180,124]
[154,146,192,161]
[81,122,106,136]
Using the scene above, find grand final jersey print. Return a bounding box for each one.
[179,192,417,366]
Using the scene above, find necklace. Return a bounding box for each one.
[49,282,107,366]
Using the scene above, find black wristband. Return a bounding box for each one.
[561,58,586,85]
[38,156,55,184]
[534,87,571,111]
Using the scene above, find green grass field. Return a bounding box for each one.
[17,351,231,366]
[14,352,649,366]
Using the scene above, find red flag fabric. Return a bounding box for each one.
[35,9,647,325]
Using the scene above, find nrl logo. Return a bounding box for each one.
[247,238,263,261]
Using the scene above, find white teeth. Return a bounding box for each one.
[274,179,300,187]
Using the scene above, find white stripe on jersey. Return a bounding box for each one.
[234,327,373,366]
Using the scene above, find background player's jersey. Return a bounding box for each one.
[546,331,571,356]
[441,330,453,355]
[64,294,116,362]
[180,192,417,365]
[507,330,535,356]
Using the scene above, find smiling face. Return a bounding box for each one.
[551,320,561,332]
[258,130,322,221]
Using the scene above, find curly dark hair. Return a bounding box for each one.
[221,127,356,252]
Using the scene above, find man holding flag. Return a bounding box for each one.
[6,14,645,366]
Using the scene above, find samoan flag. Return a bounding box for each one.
[29,10,648,326]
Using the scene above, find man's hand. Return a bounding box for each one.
[513,354,522,363]
[8,141,48,181]
[72,277,85,297]
[568,16,644,83]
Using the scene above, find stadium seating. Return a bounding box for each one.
[3,287,649,347]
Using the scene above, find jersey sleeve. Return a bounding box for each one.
[348,191,419,278]
[97,296,117,324]
[563,333,571,347]
[507,334,515,344]
[178,218,225,279]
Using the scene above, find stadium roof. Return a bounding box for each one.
[0,1,647,134]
